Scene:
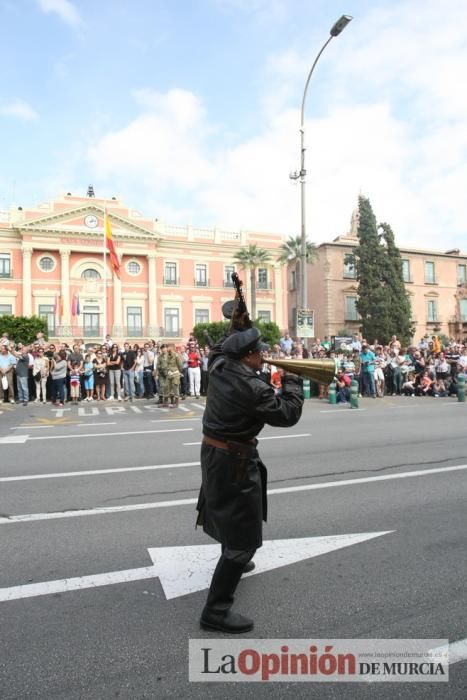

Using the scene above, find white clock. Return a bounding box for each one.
[84,214,99,228]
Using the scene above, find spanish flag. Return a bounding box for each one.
[105,214,121,279]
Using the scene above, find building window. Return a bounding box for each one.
[344,296,358,320]
[195,264,207,286]
[224,265,235,287]
[83,305,100,337]
[458,264,467,285]
[39,256,54,272]
[460,299,467,322]
[290,270,296,290]
[127,306,143,336]
[258,310,271,323]
[343,256,356,279]
[402,259,411,283]
[164,308,180,336]
[427,299,438,322]
[258,268,269,289]
[0,253,11,278]
[82,268,101,279]
[38,304,55,334]
[195,308,209,325]
[425,261,435,284]
[0,304,12,316]
[127,260,141,276]
[164,262,177,285]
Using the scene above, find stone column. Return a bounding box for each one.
[147,252,157,335]
[22,246,32,316]
[60,249,71,326]
[274,265,283,329]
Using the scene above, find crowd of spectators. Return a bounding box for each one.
[270,332,467,403]
[0,331,209,408]
[1,329,466,408]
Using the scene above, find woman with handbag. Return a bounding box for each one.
[33,348,50,404]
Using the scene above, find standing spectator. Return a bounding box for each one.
[33,348,50,404]
[374,346,386,397]
[134,348,145,398]
[35,331,46,346]
[0,343,16,403]
[179,344,189,399]
[279,332,293,355]
[14,344,33,406]
[389,350,403,396]
[51,350,67,406]
[389,335,401,353]
[360,343,376,398]
[121,342,137,402]
[93,350,108,401]
[351,335,362,352]
[143,342,156,398]
[67,344,83,402]
[187,341,201,398]
[69,363,81,404]
[1,332,10,348]
[107,344,122,400]
[83,353,94,401]
[200,347,210,396]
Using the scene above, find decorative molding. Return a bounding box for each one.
[160,294,184,301]
[122,293,148,300]
[0,288,17,297]
[192,296,213,302]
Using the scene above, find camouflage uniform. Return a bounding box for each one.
[158,350,182,406]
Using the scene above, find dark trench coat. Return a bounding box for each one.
[196,357,304,550]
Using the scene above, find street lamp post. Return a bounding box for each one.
[290,15,352,332]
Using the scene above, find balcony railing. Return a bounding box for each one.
[159,327,184,338]
[223,280,234,288]
[163,277,180,286]
[257,281,272,290]
[0,270,12,278]
[194,278,209,287]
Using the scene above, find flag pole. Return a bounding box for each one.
[103,205,107,343]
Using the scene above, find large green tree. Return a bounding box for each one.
[232,244,271,320]
[350,196,413,344]
[379,222,414,345]
[352,195,392,343]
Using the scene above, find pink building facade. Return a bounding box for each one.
[0,193,289,342]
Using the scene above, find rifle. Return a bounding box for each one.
[230,272,252,332]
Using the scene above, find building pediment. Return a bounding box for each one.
[15,204,159,242]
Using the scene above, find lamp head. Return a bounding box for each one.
[330,14,352,37]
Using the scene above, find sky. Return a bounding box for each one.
[1,0,467,250]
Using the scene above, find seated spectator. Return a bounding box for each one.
[402,372,416,396]
[432,378,447,397]
[335,368,351,404]
[417,370,434,396]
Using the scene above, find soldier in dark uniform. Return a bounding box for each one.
[196,327,304,633]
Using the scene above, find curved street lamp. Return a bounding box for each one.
[290,15,353,334]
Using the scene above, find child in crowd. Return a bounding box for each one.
[69,362,81,404]
[83,353,94,401]
[402,372,416,396]
[418,370,434,396]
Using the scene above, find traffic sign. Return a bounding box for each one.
[296,308,314,338]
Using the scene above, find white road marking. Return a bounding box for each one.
[150,418,199,424]
[0,532,392,602]
[429,638,467,665]
[11,425,55,430]
[11,422,118,430]
[0,464,465,525]
[189,402,204,410]
[320,408,366,413]
[183,433,311,446]
[177,405,191,412]
[0,461,200,482]
[0,428,193,444]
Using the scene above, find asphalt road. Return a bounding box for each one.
[0,395,466,699]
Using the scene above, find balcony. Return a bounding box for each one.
[159,327,184,338]
[257,281,272,290]
[223,280,234,288]
[0,270,12,278]
[194,278,209,287]
[163,277,180,286]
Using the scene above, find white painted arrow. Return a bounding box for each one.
[0,532,393,603]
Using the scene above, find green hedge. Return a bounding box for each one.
[0,315,48,345]
[193,320,281,349]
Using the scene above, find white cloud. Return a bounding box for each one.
[36,0,82,26]
[0,99,38,121]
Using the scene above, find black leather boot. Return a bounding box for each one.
[243,561,255,574]
[200,556,254,634]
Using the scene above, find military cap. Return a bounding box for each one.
[222,327,268,359]
[221,300,235,320]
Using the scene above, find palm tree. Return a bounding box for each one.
[277,235,318,266]
[232,244,271,320]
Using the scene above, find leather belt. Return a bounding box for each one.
[202,435,255,450]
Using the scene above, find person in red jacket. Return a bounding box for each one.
[187,341,201,398]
